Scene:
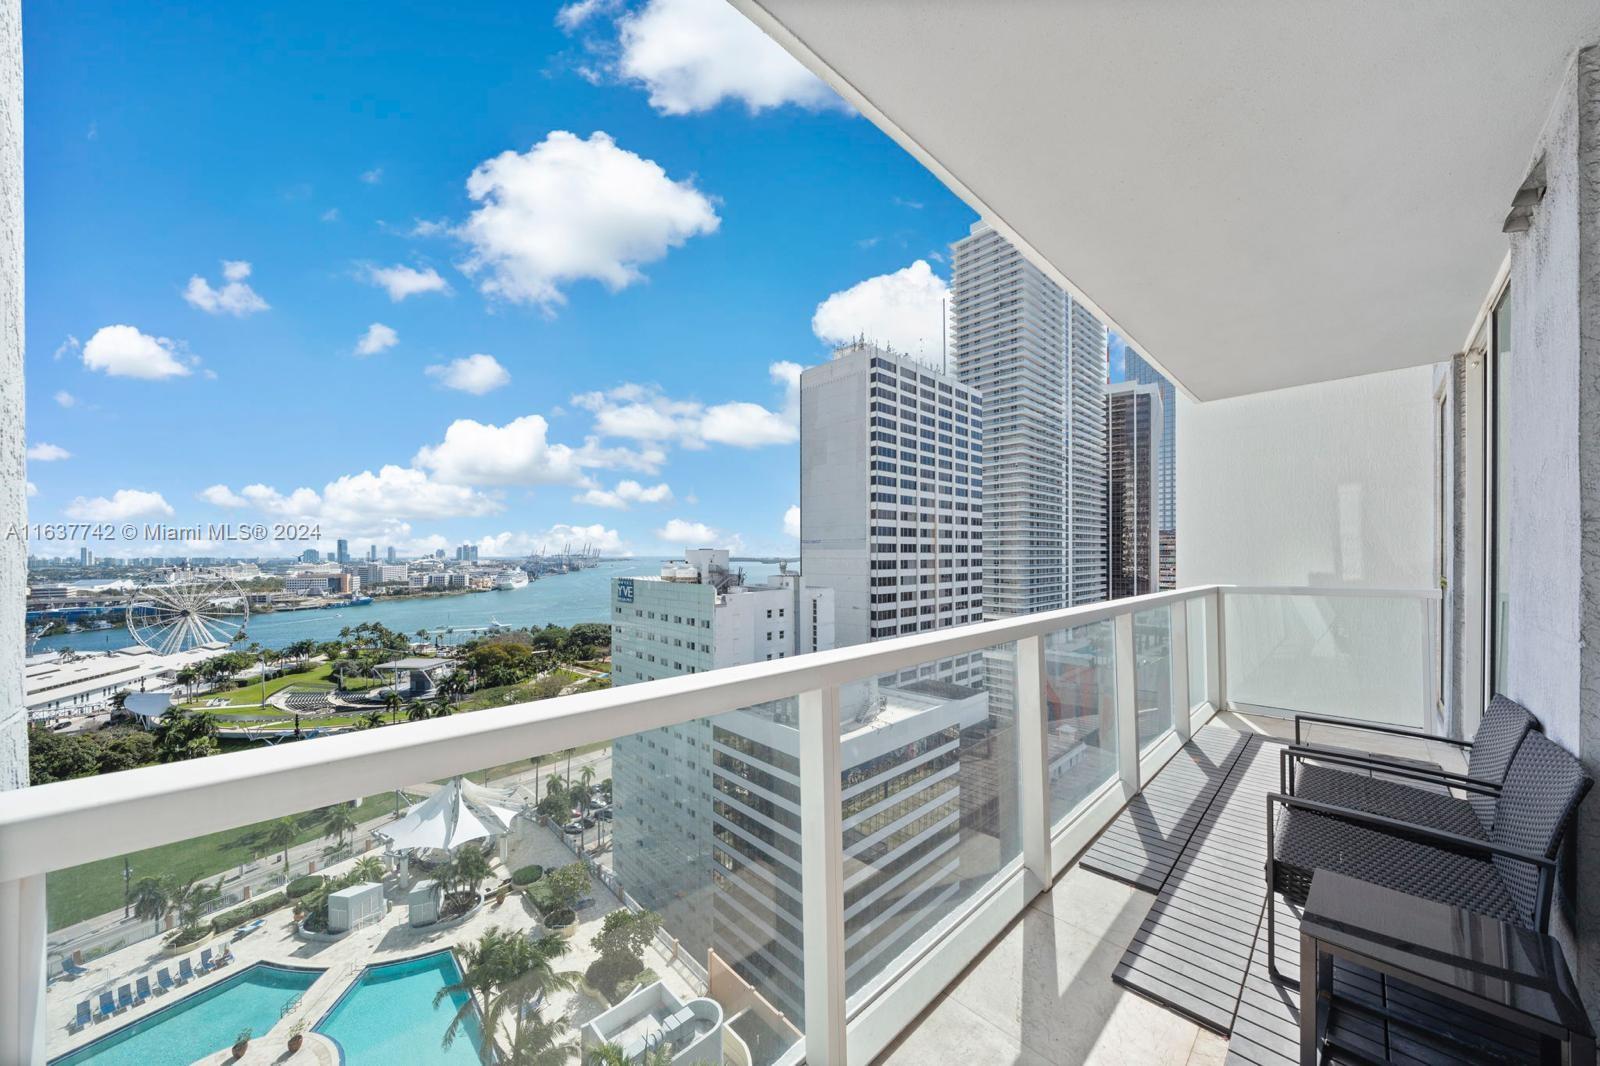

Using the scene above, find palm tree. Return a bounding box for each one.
[265,817,297,872]
[529,753,545,806]
[585,1044,629,1066]
[358,709,384,730]
[450,845,493,897]
[352,855,386,883]
[407,702,432,723]
[503,1008,574,1066]
[428,697,453,719]
[435,928,577,1054]
[383,689,402,724]
[130,876,169,935]
[322,804,357,848]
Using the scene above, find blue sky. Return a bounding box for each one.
[22,0,982,559]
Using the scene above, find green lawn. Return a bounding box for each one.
[467,738,612,787]
[183,663,337,708]
[45,790,405,931]
[452,671,580,713]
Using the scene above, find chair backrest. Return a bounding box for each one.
[200,948,212,964]
[98,992,113,1010]
[157,968,172,985]
[75,1000,90,1018]
[1467,695,1541,828]
[136,977,151,995]
[116,984,131,1003]
[1491,731,1592,926]
[179,959,193,977]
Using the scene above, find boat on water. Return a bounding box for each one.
[494,570,529,590]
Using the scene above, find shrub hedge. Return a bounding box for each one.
[510,865,544,887]
[209,892,287,935]
[285,875,325,900]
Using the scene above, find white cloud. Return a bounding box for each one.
[425,353,511,395]
[414,415,591,486]
[215,466,501,538]
[812,259,948,358]
[25,481,36,497]
[656,517,721,545]
[556,0,623,30]
[617,0,842,115]
[199,484,247,507]
[362,263,450,302]
[477,523,627,557]
[53,335,80,361]
[183,260,270,316]
[53,391,76,408]
[458,130,719,310]
[571,361,801,451]
[64,489,174,521]
[81,325,192,380]
[361,167,384,184]
[576,479,673,509]
[26,442,70,461]
[783,504,799,539]
[320,208,340,223]
[354,322,399,357]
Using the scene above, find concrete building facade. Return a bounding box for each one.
[1106,382,1162,599]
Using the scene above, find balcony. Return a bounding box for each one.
[0,583,1448,1064]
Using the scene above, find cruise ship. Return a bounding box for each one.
[493,569,529,591]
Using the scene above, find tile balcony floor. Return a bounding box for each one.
[876,712,1466,1066]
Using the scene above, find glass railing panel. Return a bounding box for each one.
[1186,596,1209,714]
[1133,606,1174,750]
[838,641,1020,1014]
[42,707,806,1066]
[1042,620,1119,829]
[1223,592,1429,730]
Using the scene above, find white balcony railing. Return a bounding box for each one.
[0,583,1440,1065]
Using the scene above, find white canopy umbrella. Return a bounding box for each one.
[374,776,531,855]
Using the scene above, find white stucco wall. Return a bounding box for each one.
[1175,365,1437,590]
[1503,45,1600,1019]
[0,0,24,792]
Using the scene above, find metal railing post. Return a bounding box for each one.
[1171,601,1192,740]
[799,685,847,1065]
[1210,589,1228,712]
[1016,634,1051,892]
[1114,612,1140,791]
[0,874,47,1066]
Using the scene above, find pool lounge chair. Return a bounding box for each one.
[114,984,134,1013]
[214,944,234,967]
[94,991,115,1021]
[60,957,90,979]
[231,918,264,939]
[177,958,195,984]
[155,968,174,994]
[199,948,214,972]
[70,1000,91,1032]
[134,975,152,1004]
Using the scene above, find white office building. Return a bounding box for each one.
[610,550,834,978]
[799,341,984,650]
[952,221,1109,614]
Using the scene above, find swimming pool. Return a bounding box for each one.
[316,951,487,1064]
[51,962,321,1065]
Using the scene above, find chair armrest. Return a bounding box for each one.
[1282,745,1500,796]
[1292,712,1471,748]
[1266,792,1554,869]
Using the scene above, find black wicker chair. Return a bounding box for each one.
[1280,694,1541,839]
[1265,730,1591,983]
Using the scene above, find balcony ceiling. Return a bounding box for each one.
[734,1,1600,400]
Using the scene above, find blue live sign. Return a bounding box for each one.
[617,578,634,603]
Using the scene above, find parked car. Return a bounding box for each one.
[595,807,613,822]
[561,817,597,835]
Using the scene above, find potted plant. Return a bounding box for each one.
[231,1027,251,1060]
[287,1020,305,1054]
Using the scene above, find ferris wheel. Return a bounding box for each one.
[125,574,250,655]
